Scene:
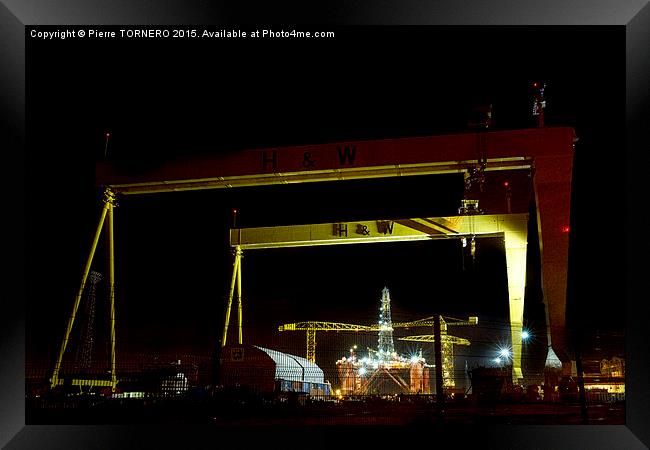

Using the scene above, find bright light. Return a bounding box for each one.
[493,358,502,364]
[358,367,367,376]
[499,348,511,358]
[410,355,420,363]
[521,330,531,340]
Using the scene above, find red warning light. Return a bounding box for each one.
[503,181,509,187]
[533,82,538,88]
[562,226,570,233]
[105,132,111,138]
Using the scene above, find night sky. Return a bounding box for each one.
[26,26,625,378]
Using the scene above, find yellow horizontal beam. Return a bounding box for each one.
[231,214,528,250]
[279,317,479,334]
[109,158,531,195]
[398,335,471,346]
[52,378,116,387]
[391,316,478,328]
[279,322,375,332]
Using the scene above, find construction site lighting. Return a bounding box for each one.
[521,330,531,340]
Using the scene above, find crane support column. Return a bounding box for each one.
[237,245,243,345]
[107,191,117,391]
[533,154,573,374]
[51,188,115,389]
[503,218,528,383]
[222,246,243,346]
[306,328,316,363]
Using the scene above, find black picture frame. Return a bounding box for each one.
[2,1,648,448]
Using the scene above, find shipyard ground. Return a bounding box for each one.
[26,395,624,426]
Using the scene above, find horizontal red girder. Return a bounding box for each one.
[96,127,575,186]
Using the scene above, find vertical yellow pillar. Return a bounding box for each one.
[236,246,243,345]
[503,217,528,383]
[107,193,117,391]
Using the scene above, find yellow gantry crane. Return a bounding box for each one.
[278,316,478,364]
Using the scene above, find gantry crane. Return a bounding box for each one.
[278,315,478,364]
[81,126,575,390]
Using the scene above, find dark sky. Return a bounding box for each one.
[25,26,625,374]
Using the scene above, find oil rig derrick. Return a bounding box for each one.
[335,287,430,395]
[377,287,395,356]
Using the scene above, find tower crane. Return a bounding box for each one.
[278,322,375,363]
[396,317,477,389]
[397,334,471,389]
[278,315,478,364]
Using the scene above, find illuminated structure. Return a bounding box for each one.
[336,348,430,395]
[335,288,432,395]
[583,357,625,395]
[220,344,332,397]
[377,287,395,355]
[398,327,472,389]
[51,126,574,391]
[279,289,476,393]
[279,315,478,365]
[236,213,526,382]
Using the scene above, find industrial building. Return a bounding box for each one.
[219,344,332,398]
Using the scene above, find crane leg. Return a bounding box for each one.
[222,246,242,346]
[236,246,243,344]
[107,197,117,391]
[51,189,114,389]
[504,228,527,383]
